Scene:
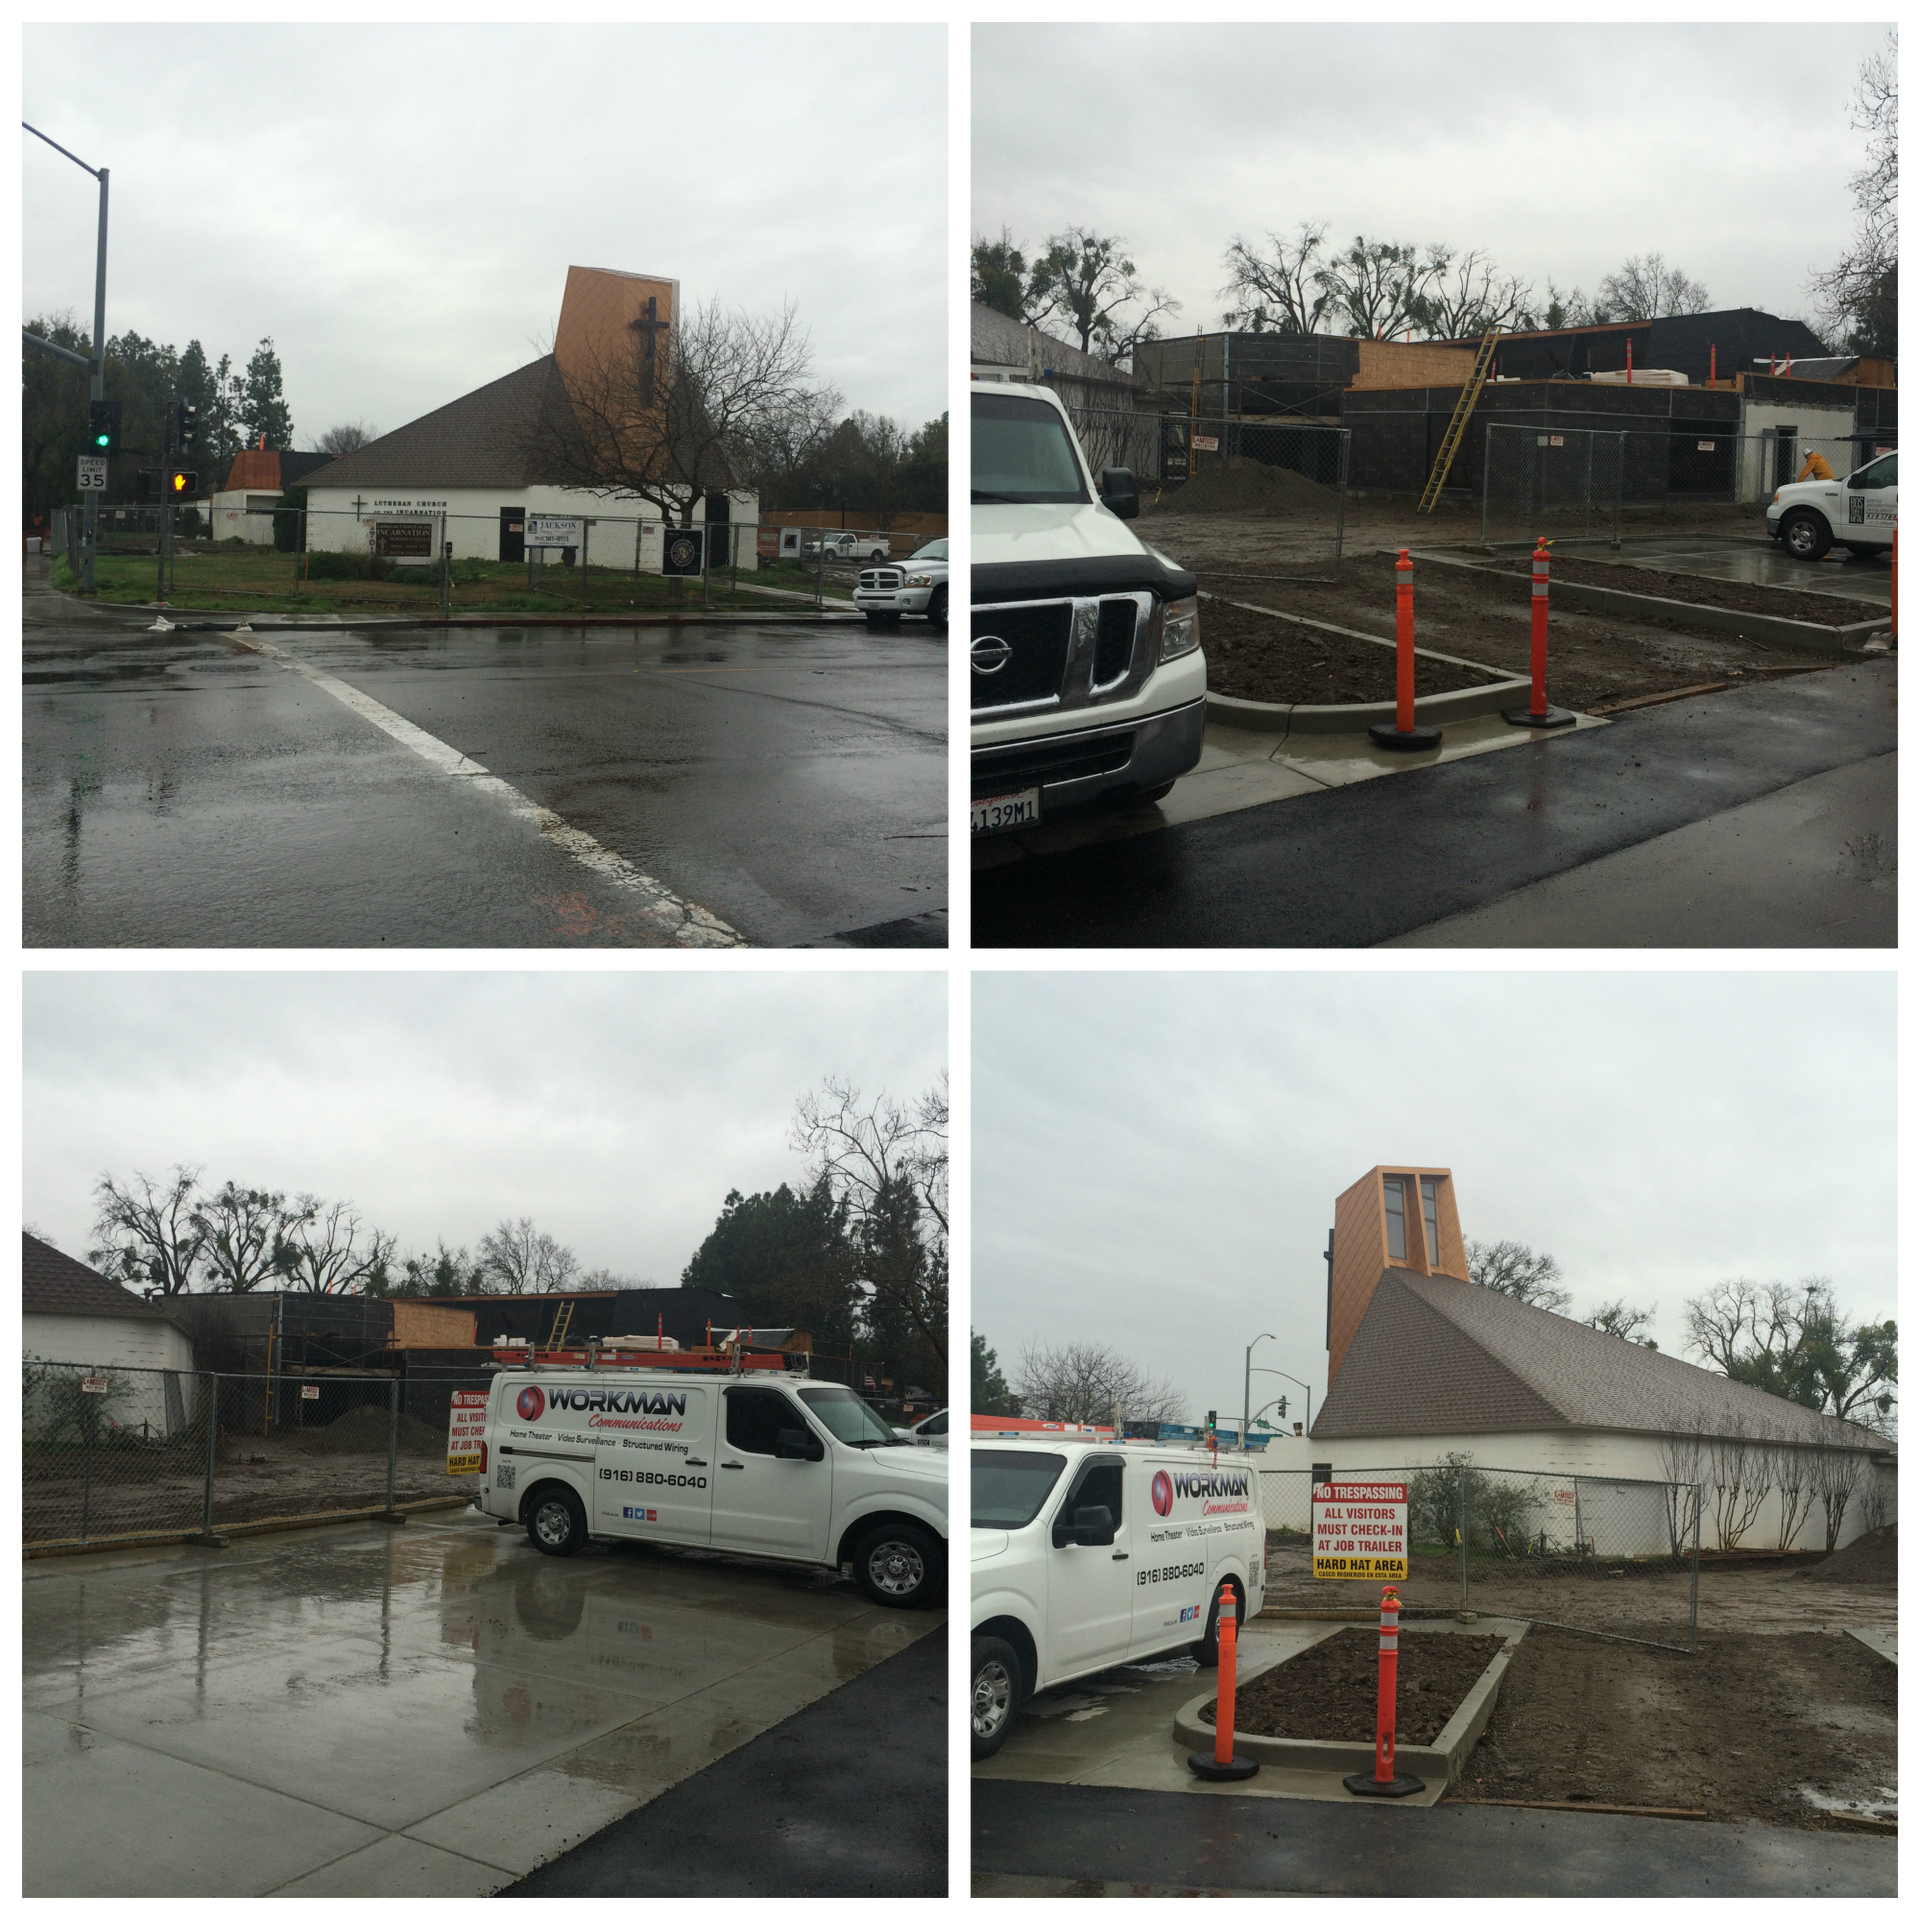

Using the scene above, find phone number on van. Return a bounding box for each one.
[1137,1562,1206,1586]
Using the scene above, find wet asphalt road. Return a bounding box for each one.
[24,607,946,947]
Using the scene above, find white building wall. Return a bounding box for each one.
[1735,397,1859,501]
[210,489,282,545]
[1255,1427,1890,1554]
[26,1312,198,1437]
[302,485,760,570]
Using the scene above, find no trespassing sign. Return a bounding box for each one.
[1312,1480,1409,1581]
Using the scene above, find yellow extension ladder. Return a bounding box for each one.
[546,1299,575,1349]
[1417,330,1499,513]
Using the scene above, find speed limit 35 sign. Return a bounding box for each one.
[1312,1480,1409,1580]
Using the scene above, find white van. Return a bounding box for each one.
[969,1434,1266,1758]
[471,1362,949,1608]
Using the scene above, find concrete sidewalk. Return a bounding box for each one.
[972,1782,1896,1897]
[973,660,1895,948]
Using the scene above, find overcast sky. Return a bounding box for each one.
[25,971,946,1284]
[973,972,1894,1430]
[975,23,1889,340]
[24,24,946,444]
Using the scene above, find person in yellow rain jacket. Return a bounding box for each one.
[1794,449,1835,482]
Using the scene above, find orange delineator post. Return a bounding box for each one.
[1342,1585,1423,1797]
[1187,1583,1259,1781]
[1367,549,1442,752]
[1504,537,1575,729]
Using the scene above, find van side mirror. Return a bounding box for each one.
[1052,1503,1116,1548]
[778,1428,824,1461]
[1099,469,1139,520]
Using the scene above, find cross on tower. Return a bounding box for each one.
[631,295,668,402]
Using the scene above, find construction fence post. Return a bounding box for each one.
[80,1398,94,1545]
[188,1373,227,1548]
[1688,1482,1702,1653]
[1333,429,1349,584]
[1612,434,1626,549]
[1458,1469,1470,1608]
[376,1378,404,1524]
[1479,425,1492,546]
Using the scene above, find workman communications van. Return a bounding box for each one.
[970,1429,1266,1758]
[473,1357,949,1608]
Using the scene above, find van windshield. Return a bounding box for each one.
[973,394,1090,505]
[972,1449,1067,1529]
[796,1386,901,1448]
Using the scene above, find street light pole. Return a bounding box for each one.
[1243,1333,1275,1456]
[24,123,108,595]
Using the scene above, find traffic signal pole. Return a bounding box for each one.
[24,124,108,594]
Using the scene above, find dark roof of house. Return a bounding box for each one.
[1316,1269,1890,1453]
[307,355,725,495]
[22,1233,171,1320]
[279,450,339,487]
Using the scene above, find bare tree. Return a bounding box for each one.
[1858,1466,1890,1533]
[1707,1419,1774,1550]
[791,1075,947,1366]
[1771,1432,1816,1551]
[190,1182,303,1293]
[90,1166,209,1296]
[1466,1238,1572,1312]
[1316,237,1451,340]
[282,1198,397,1295]
[1596,252,1712,321]
[1411,247,1537,339]
[733,382,846,508]
[1579,1299,1658,1347]
[1684,1276,1896,1431]
[1027,227,1181,365]
[1810,1441,1865,1551]
[1220,223,1335,334]
[1013,1338,1185,1427]
[1807,28,1897,355]
[315,421,377,456]
[477,1218,582,1295]
[1656,1424,1707,1557]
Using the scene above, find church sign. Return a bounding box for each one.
[373,519,435,562]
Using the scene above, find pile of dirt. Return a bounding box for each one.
[1156,457,1338,518]
[1490,552,1880,630]
[299,1406,446,1454]
[1202,594,1502,706]
[1451,1629,1896,1830]
[1201,1629,1505,1745]
[1799,1524,1897,1587]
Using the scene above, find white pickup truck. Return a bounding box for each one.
[1767,448,1898,561]
[806,530,891,564]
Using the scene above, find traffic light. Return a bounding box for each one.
[174,397,199,452]
[136,469,156,496]
[88,398,122,455]
[169,471,198,496]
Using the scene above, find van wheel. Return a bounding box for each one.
[972,1634,1025,1759]
[852,1521,943,1608]
[1780,510,1831,561]
[527,1485,588,1557]
[1192,1580,1244,1667]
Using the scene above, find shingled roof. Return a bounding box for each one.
[23,1233,171,1321]
[1316,1269,1889,1454]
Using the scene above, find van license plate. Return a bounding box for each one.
[972,789,1040,835]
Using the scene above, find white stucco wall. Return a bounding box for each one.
[1254,1426,1891,1554]
[301,485,759,570]
[210,488,282,545]
[1735,397,1860,501]
[26,1312,199,1437]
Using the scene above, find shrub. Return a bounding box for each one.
[1407,1451,1542,1555]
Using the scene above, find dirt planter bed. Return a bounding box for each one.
[1173,1621,1527,1784]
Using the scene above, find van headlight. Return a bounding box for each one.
[1159,595,1200,662]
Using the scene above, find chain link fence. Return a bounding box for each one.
[1064,405,1351,583]
[24,1360,494,1552]
[1259,1460,1703,1653]
[1478,423,1878,547]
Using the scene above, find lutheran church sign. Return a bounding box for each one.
[300,266,756,570]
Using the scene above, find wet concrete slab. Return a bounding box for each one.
[1559,536,1894,607]
[974,660,1895,948]
[23,1509,942,1896]
[24,613,946,947]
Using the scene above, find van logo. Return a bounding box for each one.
[971,634,1012,674]
[1151,1471,1174,1517]
[516,1386,546,1421]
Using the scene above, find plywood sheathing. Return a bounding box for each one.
[1349,340,1479,391]
[390,1301,478,1350]
[1328,1166,1468,1387]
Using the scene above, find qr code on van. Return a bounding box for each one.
[496,1464,517,1491]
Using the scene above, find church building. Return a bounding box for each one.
[1300,1164,1893,1552]
[302,266,758,568]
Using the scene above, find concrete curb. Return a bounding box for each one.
[1173,1619,1528,1784]
[1412,549,1886,654]
[23,1494,473,1559]
[37,593,857,632]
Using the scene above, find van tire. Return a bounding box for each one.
[527,1485,588,1557]
[851,1520,943,1608]
[972,1634,1025,1760]
[1192,1579,1244,1667]
[1780,510,1831,561]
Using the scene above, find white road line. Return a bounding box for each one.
[229,632,745,947]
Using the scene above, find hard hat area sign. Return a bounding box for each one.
[1312,1480,1409,1580]
[446,1390,489,1474]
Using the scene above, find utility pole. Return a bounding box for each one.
[1242,1333,1276,1455]
[23,123,108,595]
